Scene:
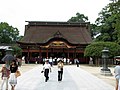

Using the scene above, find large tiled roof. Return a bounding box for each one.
[18,21,92,45]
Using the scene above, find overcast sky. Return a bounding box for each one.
[0,0,110,36]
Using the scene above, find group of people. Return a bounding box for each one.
[42,58,120,90]
[2,57,120,90]
[42,59,64,82]
[0,60,19,90]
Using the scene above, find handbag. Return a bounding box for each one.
[15,70,21,77]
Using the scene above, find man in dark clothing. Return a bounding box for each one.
[43,60,51,82]
[75,58,79,67]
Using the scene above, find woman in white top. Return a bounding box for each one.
[43,60,51,82]
[57,60,64,82]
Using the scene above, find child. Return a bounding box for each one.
[0,64,10,90]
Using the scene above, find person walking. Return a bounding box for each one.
[74,58,79,67]
[9,60,18,90]
[43,60,51,82]
[49,57,53,67]
[0,64,10,90]
[57,60,64,82]
[114,61,120,90]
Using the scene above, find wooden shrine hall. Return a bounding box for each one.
[17,21,92,64]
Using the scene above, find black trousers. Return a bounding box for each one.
[58,70,63,81]
[44,69,49,82]
[76,63,79,67]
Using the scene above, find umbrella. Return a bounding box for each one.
[2,54,15,61]
[2,48,15,62]
[2,54,15,68]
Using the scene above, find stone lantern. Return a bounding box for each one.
[100,47,112,76]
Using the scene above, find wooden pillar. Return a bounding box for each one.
[47,48,48,58]
[75,48,76,58]
[51,48,54,58]
[74,48,76,59]
[62,48,65,58]
[27,46,30,59]
[39,47,41,58]
[27,46,30,64]
[67,48,69,59]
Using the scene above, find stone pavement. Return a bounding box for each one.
[0,64,115,90]
[80,65,115,87]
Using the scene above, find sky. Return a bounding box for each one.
[0,0,110,36]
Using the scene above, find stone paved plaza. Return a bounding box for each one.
[0,64,115,90]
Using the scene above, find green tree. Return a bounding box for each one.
[90,24,99,39]
[67,12,99,39]
[109,0,120,43]
[95,0,120,43]
[11,45,22,58]
[0,22,20,44]
[84,42,120,58]
[84,41,120,65]
[67,12,88,22]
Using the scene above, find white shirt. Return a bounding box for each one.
[49,58,53,62]
[43,63,51,69]
[114,65,120,78]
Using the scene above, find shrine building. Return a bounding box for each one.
[17,21,92,64]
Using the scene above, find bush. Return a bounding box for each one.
[84,42,120,58]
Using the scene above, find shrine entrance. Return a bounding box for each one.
[22,40,88,64]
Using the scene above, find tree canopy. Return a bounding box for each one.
[94,0,120,43]
[84,42,120,58]
[84,0,120,58]
[67,12,88,22]
[11,45,22,58]
[0,22,21,44]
